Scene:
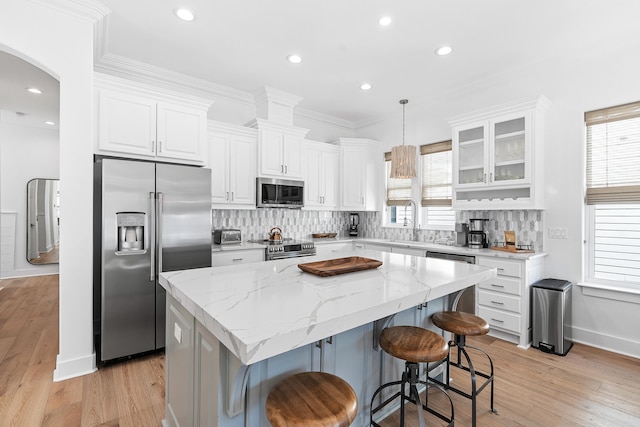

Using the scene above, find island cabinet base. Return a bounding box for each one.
[164,294,450,426]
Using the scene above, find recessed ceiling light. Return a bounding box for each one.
[175,8,195,21]
[286,54,302,64]
[379,16,392,27]
[45,121,55,126]
[26,87,42,94]
[360,83,372,91]
[435,46,453,56]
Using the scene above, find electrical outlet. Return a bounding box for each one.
[549,227,568,239]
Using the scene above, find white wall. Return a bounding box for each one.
[356,43,640,358]
[1,0,97,380]
[0,116,59,277]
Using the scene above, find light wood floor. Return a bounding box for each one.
[1,274,639,426]
[0,275,164,427]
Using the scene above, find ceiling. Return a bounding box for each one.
[2,0,640,129]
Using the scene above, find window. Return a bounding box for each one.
[384,157,414,226]
[421,141,455,230]
[585,101,640,287]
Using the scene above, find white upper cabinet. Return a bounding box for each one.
[209,121,256,207]
[95,74,211,164]
[338,138,382,211]
[304,140,339,210]
[451,96,549,210]
[250,118,309,179]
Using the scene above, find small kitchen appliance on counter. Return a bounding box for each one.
[468,218,488,249]
[349,213,360,236]
[455,223,469,247]
[213,229,241,245]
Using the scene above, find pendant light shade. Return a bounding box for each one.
[390,99,416,179]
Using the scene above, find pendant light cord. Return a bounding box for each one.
[400,99,408,146]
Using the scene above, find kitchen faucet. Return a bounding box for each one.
[403,200,420,241]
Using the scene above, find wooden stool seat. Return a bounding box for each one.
[379,325,448,363]
[432,311,489,336]
[266,371,357,427]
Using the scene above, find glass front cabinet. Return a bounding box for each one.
[451,96,548,209]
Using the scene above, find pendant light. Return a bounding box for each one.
[390,99,416,179]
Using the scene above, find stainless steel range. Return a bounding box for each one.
[248,238,316,260]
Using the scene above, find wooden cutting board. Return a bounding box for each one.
[298,257,382,277]
[312,233,337,238]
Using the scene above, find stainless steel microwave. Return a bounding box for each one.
[256,177,304,208]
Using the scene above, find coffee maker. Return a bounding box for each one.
[349,213,360,236]
[468,218,488,249]
[455,223,469,246]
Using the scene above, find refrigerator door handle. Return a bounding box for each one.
[149,192,156,281]
[158,192,164,273]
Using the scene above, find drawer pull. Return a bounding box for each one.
[491,301,504,305]
[491,318,504,323]
[497,268,505,271]
[490,284,505,288]
[232,258,243,262]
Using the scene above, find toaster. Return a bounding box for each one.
[213,229,241,245]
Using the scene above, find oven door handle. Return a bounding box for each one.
[267,252,315,261]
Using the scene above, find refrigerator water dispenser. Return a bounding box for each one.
[117,212,145,252]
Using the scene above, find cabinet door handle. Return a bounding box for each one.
[326,336,333,345]
[491,300,504,305]
[285,165,288,174]
[490,283,505,288]
[361,196,365,204]
[231,192,234,201]
[226,192,229,201]
[490,172,493,182]
[151,141,155,152]
[281,165,284,173]
[158,141,162,153]
[484,173,487,183]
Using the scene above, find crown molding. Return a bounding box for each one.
[31,0,110,22]
[94,53,254,106]
[294,107,355,131]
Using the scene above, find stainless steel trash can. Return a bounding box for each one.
[531,279,573,356]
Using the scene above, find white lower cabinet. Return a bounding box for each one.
[476,256,544,348]
[211,249,264,267]
[165,296,195,427]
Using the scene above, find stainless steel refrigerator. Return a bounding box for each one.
[93,157,211,363]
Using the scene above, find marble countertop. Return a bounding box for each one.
[160,248,496,365]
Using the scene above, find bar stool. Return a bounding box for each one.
[370,326,454,427]
[266,371,358,427]
[431,311,497,427]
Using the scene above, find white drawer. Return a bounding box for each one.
[478,290,521,313]
[478,276,521,296]
[211,249,264,267]
[478,257,522,278]
[478,306,520,334]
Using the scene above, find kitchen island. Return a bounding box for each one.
[159,248,496,427]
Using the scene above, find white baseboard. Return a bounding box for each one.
[53,352,97,382]
[571,325,640,359]
[1,267,59,279]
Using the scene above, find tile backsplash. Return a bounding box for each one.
[212,209,354,241]
[213,208,544,252]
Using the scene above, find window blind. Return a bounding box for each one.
[420,141,452,206]
[590,205,640,284]
[384,153,412,206]
[585,101,640,204]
